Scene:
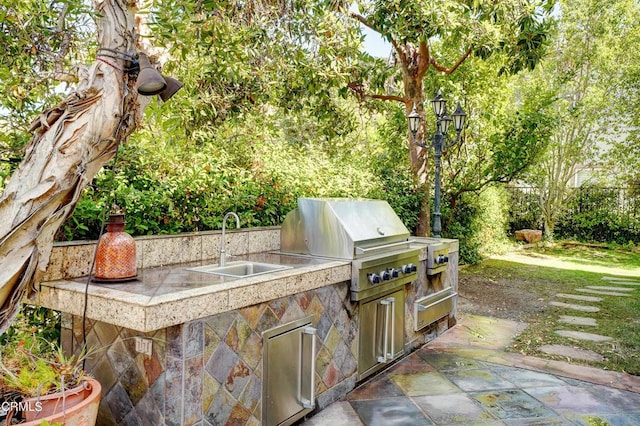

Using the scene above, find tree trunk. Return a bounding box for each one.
[0,0,143,334]
[401,47,431,236]
[543,215,555,242]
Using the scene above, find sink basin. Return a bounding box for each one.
[187,261,292,278]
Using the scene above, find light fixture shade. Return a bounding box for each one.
[453,102,466,132]
[135,53,167,96]
[407,105,421,136]
[431,91,447,117]
[440,115,452,136]
[159,76,183,101]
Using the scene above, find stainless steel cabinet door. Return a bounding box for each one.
[358,287,405,380]
[263,316,316,426]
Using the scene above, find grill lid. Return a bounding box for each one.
[280,198,410,259]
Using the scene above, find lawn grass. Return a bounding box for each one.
[533,242,640,271]
[463,243,640,375]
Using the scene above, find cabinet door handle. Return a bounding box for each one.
[386,297,395,359]
[378,298,393,363]
[301,326,316,409]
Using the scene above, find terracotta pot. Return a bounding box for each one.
[94,213,137,280]
[21,378,101,426]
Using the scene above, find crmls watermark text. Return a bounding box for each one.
[1,400,43,412]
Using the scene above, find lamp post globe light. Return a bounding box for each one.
[408,91,466,238]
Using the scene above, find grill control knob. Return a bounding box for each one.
[368,273,381,284]
[402,263,416,274]
[380,270,391,281]
[391,268,400,278]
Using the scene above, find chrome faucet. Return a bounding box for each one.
[220,212,240,266]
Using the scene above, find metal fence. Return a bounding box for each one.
[506,186,640,243]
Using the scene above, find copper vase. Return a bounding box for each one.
[94,214,137,281]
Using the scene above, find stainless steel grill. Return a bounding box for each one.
[280,198,420,299]
[281,198,421,381]
[281,198,413,258]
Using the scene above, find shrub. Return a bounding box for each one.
[556,186,640,244]
[506,186,543,234]
[443,186,512,264]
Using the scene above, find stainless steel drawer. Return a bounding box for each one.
[414,288,456,331]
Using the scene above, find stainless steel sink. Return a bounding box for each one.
[187,261,292,278]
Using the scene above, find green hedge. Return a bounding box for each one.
[56,115,422,241]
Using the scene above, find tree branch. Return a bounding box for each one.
[347,82,409,105]
[349,11,406,63]
[430,47,473,75]
[370,93,410,104]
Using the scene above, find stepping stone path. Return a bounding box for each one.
[604,280,640,286]
[548,301,599,312]
[576,288,631,297]
[539,344,605,362]
[555,293,602,302]
[601,276,640,282]
[586,285,634,292]
[546,275,639,357]
[559,315,597,326]
[554,330,613,342]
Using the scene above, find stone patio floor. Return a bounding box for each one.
[301,313,640,425]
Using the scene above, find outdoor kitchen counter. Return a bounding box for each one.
[32,252,351,332]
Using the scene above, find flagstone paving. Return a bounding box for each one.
[304,275,639,425]
[302,314,640,426]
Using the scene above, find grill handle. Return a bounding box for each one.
[355,241,411,255]
[377,297,394,363]
[301,326,316,409]
[387,297,395,359]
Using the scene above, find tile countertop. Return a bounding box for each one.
[32,252,351,332]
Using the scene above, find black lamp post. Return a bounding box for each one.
[408,91,466,238]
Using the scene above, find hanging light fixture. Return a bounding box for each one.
[135,53,167,96]
[159,76,184,102]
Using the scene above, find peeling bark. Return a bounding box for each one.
[0,0,144,334]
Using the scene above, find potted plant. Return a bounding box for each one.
[0,311,101,425]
